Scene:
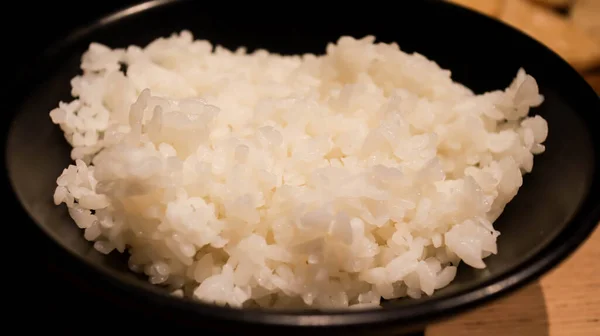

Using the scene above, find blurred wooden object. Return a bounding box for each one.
[499,0,600,72]
[448,0,600,93]
[531,0,574,8]
[448,0,504,16]
[570,0,600,44]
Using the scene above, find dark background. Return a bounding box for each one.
[5,0,170,331]
[5,1,144,67]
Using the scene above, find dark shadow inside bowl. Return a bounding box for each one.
[5,0,599,318]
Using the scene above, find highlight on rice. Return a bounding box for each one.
[50,31,548,309]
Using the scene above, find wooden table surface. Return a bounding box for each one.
[427,225,600,336]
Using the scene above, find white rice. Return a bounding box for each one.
[50,31,548,309]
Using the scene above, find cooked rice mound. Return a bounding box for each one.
[50,31,548,309]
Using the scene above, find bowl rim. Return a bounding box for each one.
[6,0,600,328]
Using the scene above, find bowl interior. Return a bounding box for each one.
[5,0,599,314]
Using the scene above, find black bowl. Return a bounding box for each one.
[4,0,600,334]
